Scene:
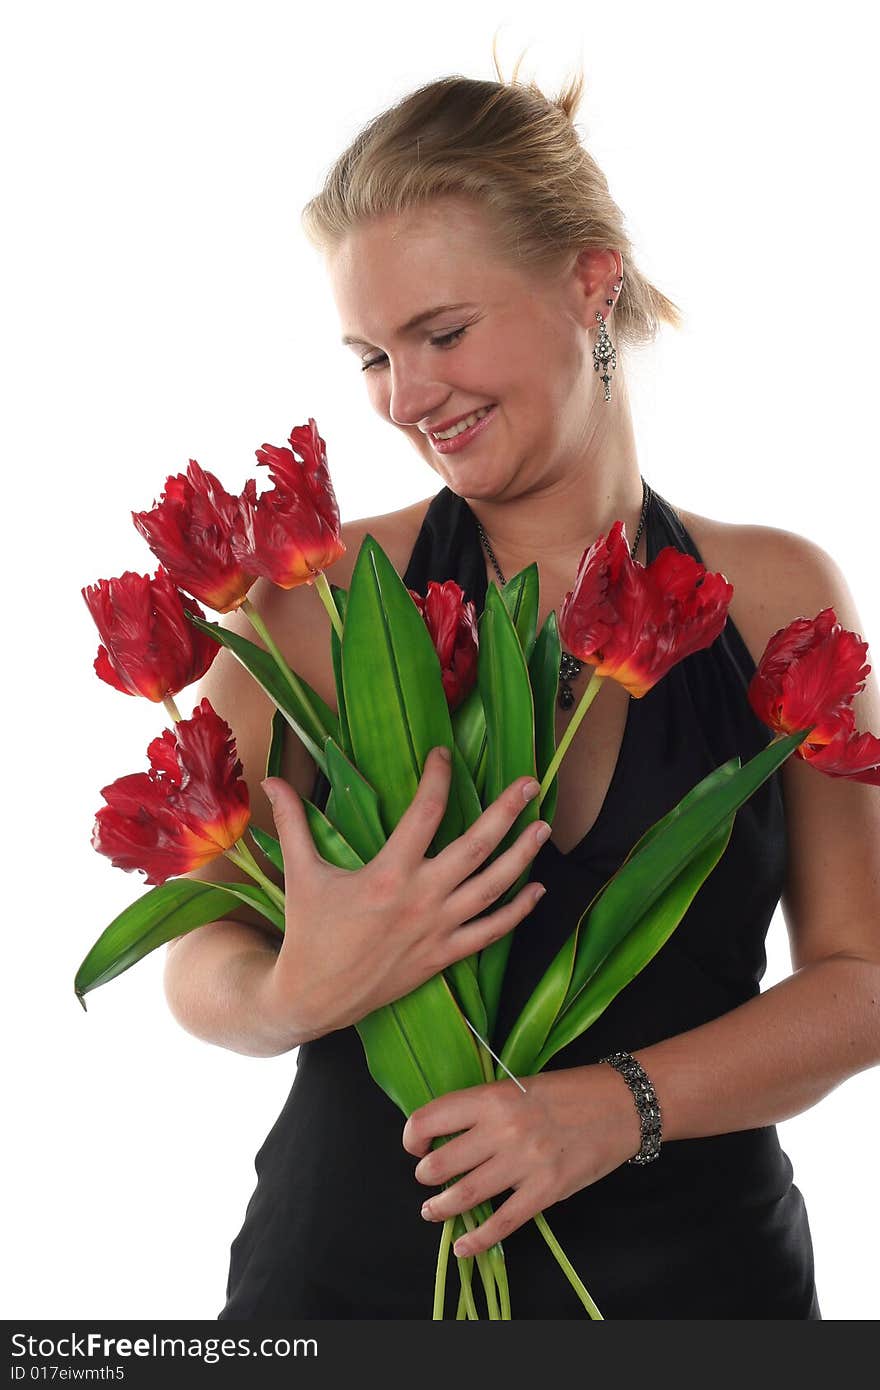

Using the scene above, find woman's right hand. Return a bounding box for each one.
[259,745,550,1041]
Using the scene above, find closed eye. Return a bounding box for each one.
[360,326,468,372]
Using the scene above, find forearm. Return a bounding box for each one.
[162,920,320,1058]
[624,954,880,1143]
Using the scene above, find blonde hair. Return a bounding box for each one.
[301,41,683,352]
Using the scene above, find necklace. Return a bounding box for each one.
[475,476,651,710]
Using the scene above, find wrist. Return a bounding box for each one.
[256,958,325,1054]
[598,1051,663,1165]
[596,1059,642,1162]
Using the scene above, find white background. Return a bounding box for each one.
[2,0,878,1321]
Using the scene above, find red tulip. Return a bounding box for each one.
[558,521,733,698]
[229,419,346,587]
[91,698,251,885]
[82,567,220,701]
[408,579,479,711]
[132,461,259,613]
[748,607,880,783]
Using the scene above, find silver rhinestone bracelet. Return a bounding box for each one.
[599,1050,663,1165]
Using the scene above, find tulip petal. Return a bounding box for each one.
[91,699,250,885]
[83,568,220,700]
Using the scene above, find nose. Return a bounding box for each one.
[386,359,448,431]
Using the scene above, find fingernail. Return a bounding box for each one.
[420,1202,432,1219]
[535,822,551,845]
[261,779,277,806]
[437,746,452,763]
[523,779,541,801]
[453,1239,468,1257]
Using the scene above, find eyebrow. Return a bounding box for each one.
[341,303,477,348]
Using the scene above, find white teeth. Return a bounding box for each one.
[432,405,492,440]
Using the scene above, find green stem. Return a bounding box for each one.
[239,596,327,747]
[538,670,604,807]
[487,1242,511,1319]
[452,1215,479,1318]
[311,569,344,641]
[433,1219,456,1319]
[531,1210,604,1319]
[224,839,286,914]
[460,1210,500,1319]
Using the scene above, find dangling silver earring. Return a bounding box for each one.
[593,270,623,402]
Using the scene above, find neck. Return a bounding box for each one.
[464,400,646,577]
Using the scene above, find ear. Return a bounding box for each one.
[571,247,623,329]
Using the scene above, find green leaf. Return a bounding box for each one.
[74,877,283,1002]
[451,680,488,796]
[496,732,807,1076]
[560,732,804,1015]
[248,823,284,873]
[496,758,742,1074]
[341,535,455,836]
[185,611,339,773]
[531,812,735,1072]
[305,795,371,871]
[496,562,539,663]
[356,971,487,1118]
[322,736,388,863]
[475,582,541,1039]
[250,803,365,874]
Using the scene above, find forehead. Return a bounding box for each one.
[328,197,516,341]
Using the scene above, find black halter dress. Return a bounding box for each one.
[218,484,822,1320]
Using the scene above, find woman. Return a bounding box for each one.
[164,60,880,1318]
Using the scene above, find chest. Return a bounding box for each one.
[545,671,634,854]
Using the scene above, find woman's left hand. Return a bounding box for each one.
[402,1064,642,1259]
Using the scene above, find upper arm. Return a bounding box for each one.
[757,532,880,969]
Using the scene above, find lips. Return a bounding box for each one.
[426,404,496,437]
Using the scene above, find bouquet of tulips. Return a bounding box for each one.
[77,418,880,1319]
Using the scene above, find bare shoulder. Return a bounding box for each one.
[671,512,880,973]
[334,493,436,588]
[673,501,869,675]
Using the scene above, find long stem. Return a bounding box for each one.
[538,670,604,807]
[487,1242,511,1319]
[456,1252,478,1319]
[531,1210,604,1319]
[223,839,286,914]
[460,1210,500,1319]
[433,1219,456,1319]
[311,569,344,642]
[239,596,327,741]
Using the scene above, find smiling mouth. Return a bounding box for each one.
[428,404,496,440]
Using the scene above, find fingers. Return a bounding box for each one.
[379,745,454,870]
[450,1184,539,1259]
[447,875,547,961]
[413,1128,494,1192]
[442,804,549,929]
[261,776,318,876]
[433,772,543,896]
